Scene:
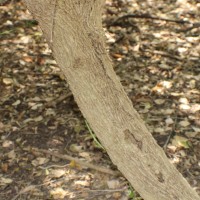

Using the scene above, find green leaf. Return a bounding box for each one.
[85,120,105,150]
[128,185,135,199]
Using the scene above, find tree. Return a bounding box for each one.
[23,1,200,200]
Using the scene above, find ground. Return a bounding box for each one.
[0,0,200,199]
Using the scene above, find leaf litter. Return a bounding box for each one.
[0,0,200,199]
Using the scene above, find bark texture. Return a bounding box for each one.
[23,1,200,200]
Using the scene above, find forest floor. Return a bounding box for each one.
[0,0,200,199]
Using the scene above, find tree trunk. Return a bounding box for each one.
[23,1,200,200]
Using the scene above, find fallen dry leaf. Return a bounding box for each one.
[179,120,190,127]
[32,157,49,166]
[50,187,68,199]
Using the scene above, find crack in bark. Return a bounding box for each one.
[50,0,58,43]
[156,171,165,183]
[123,129,143,150]
[88,32,115,86]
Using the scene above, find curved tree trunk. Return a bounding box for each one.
[23,1,200,200]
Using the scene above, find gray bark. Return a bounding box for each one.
[23,0,200,199]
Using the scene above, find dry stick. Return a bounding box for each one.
[142,46,200,62]
[86,189,126,200]
[163,112,178,151]
[115,14,190,24]
[11,185,37,200]
[142,49,199,62]
[32,148,120,176]
[142,49,182,61]
[179,22,200,32]
[11,178,64,200]
[75,188,127,199]
[46,92,72,107]
[111,13,192,26]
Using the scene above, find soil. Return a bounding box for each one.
[0,0,200,199]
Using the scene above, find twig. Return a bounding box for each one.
[86,188,127,199]
[110,13,191,26]
[11,178,61,200]
[163,113,178,150]
[142,49,182,61]
[11,185,36,200]
[142,49,199,62]
[179,22,200,32]
[46,92,72,107]
[38,164,69,169]
[31,148,120,176]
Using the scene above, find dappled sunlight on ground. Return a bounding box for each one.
[0,0,200,199]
